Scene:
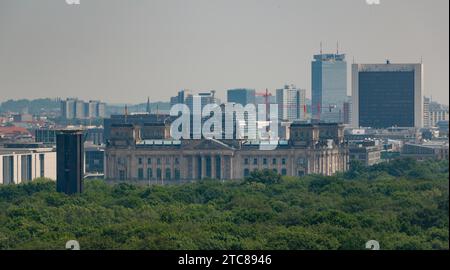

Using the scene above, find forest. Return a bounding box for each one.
[0,158,448,250]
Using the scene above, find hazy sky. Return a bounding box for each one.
[0,0,448,104]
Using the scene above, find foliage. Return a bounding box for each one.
[0,159,448,250]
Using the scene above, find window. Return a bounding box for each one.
[138,158,142,165]
[263,158,267,165]
[281,168,287,176]
[272,169,278,174]
[253,158,258,165]
[138,168,144,180]
[157,158,161,165]
[156,168,162,180]
[174,169,180,180]
[244,168,250,177]
[282,158,286,165]
[175,158,179,165]
[298,171,305,177]
[119,170,125,180]
[39,154,45,178]
[147,158,152,164]
[147,168,153,179]
[165,168,171,180]
[244,158,249,165]
[272,158,277,165]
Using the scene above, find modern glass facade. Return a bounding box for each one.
[312,54,347,123]
[358,71,415,128]
[227,89,256,106]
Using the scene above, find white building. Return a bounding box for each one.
[0,145,56,185]
[276,84,306,122]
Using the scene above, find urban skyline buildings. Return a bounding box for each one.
[276,84,306,122]
[61,98,106,120]
[352,62,424,129]
[311,53,348,123]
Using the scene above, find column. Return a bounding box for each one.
[220,155,225,180]
[211,155,216,179]
[201,156,206,179]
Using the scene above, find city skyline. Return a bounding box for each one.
[0,0,448,104]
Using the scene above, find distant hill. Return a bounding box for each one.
[0,98,61,114]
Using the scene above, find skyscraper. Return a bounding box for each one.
[276,84,306,122]
[312,53,347,123]
[227,89,256,106]
[352,62,424,128]
[56,130,84,195]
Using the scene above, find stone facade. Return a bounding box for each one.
[105,123,349,181]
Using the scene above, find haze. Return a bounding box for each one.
[0,0,448,104]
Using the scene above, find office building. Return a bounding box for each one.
[424,97,431,128]
[352,62,423,128]
[227,89,256,106]
[276,85,306,122]
[312,53,347,123]
[56,130,84,194]
[0,143,56,184]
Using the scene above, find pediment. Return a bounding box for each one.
[182,139,234,151]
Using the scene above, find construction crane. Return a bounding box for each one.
[255,88,272,120]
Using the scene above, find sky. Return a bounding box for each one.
[0,0,448,104]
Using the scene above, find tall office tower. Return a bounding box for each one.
[98,102,106,118]
[185,90,220,114]
[56,130,84,194]
[75,100,87,119]
[88,100,99,118]
[170,89,190,106]
[423,97,431,128]
[227,89,256,106]
[312,53,347,123]
[343,96,352,125]
[352,62,423,129]
[61,98,77,119]
[276,84,306,122]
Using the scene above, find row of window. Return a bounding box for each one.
[137,157,180,166]
[136,168,181,180]
[244,157,287,166]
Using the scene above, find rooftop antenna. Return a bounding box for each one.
[320,41,323,54]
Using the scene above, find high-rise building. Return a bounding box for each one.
[88,100,99,118]
[56,130,84,194]
[61,98,76,119]
[352,62,423,129]
[75,100,86,119]
[312,53,347,123]
[423,97,431,128]
[276,84,306,122]
[60,99,107,120]
[170,90,190,106]
[185,90,221,115]
[343,96,352,125]
[227,89,256,106]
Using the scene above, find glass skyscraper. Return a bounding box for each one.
[312,53,347,123]
[227,89,256,106]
